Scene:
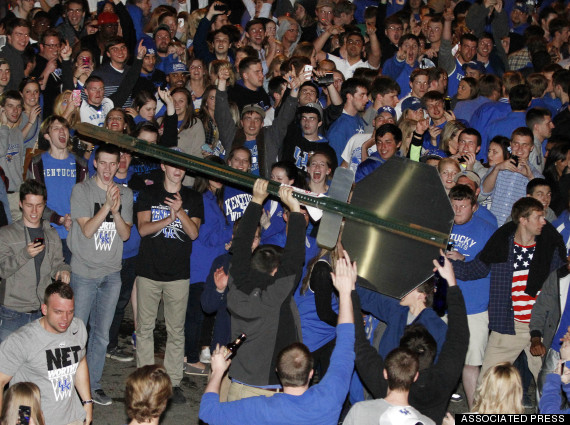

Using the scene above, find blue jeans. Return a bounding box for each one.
[71,271,121,390]
[108,256,137,350]
[0,305,42,343]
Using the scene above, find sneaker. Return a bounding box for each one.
[171,386,186,404]
[106,347,134,362]
[92,389,113,406]
[200,347,211,364]
[450,393,463,402]
[184,363,208,376]
[131,331,136,349]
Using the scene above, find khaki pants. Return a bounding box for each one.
[479,320,542,386]
[136,277,189,387]
[227,381,281,401]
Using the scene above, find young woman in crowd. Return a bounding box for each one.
[128,90,158,125]
[18,77,42,150]
[438,157,461,195]
[187,58,209,111]
[0,382,45,425]
[125,365,172,425]
[307,151,334,194]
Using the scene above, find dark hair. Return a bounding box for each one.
[104,36,127,55]
[251,244,283,274]
[227,146,252,166]
[133,90,157,112]
[526,107,551,130]
[478,74,502,98]
[170,87,197,130]
[503,71,524,96]
[459,128,482,147]
[6,18,31,35]
[340,77,368,104]
[422,90,444,104]
[44,281,74,304]
[245,18,265,33]
[0,90,23,107]
[95,143,121,161]
[460,77,479,99]
[271,161,301,187]
[20,179,47,202]
[376,123,402,143]
[449,184,476,205]
[384,347,419,391]
[276,342,314,387]
[133,122,159,139]
[460,33,478,45]
[193,155,226,218]
[512,196,544,224]
[511,126,533,141]
[553,70,570,96]
[549,18,569,39]
[370,76,400,98]
[39,28,63,45]
[238,56,262,76]
[398,33,419,48]
[399,323,437,370]
[426,67,446,85]
[526,178,551,195]
[18,77,40,93]
[509,84,532,111]
[268,76,287,98]
[40,115,69,148]
[488,136,511,162]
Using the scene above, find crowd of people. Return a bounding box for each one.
[1,0,570,423]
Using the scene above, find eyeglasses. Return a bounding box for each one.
[109,45,127,52]
[301,116,318,122]
[13,31,30,38]
[387,26,403,31]
[155,34,171,41]
[42,43,61,49]
[67,7,84,13]
[347,39,363,46]
[190,65,203,70]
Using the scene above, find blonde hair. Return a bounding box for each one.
[187,8,207,41]
[0,382,45,425]
[398,118,417,157]
[53,90,79,128]
[126,365,172,423]
[440,120,467,154]
[209,60,236,87]
[472,363,524,414]
[437,157,461,174]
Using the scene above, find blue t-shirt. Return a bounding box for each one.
[243,139,260,176]
[223,185,252,224]
[450,215,497,314]
[327,113,366,166]
[447,58,465,97]
[41,152,77,240]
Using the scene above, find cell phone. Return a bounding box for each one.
[178,18,184,28]
[444,96,452,111]
[72,90,82,107]
[303,65,313,75]
[34,238,44,246]
[457,156,466,164]
[511,155,519,167]
[316,72,334,86]
[82,57,90,66]
[214,3,226,11]
[201,144,213,154]
[18,405,31,425]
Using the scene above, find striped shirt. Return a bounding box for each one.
[512,243,539,323]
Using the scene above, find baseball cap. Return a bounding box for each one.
[379,405,428,425]
[462,61,486,74]
[166,60,189,75]
[316,0,334,9]
[242,104,266,119]
[97,12,119,25]
[377,106,396,118]
[419,153,443,163]
[401,96,423,111]
[153,24,171,39]
[514,1,531,13]
[298,102,323,120]
[454,170,481,187]
[140,37,156,56]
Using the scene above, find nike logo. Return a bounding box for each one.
[73,330,78,335]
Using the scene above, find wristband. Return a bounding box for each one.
[82,399,93,405]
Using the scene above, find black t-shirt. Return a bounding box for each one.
[136,183,204,281]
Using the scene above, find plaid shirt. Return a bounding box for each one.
[453,232,564,335]
[508,48,531,71]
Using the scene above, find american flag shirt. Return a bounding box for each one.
[512,242,539,323]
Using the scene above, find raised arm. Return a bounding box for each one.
[214,68,237,153]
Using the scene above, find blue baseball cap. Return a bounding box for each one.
[401,96,423,111]
[166,60,189,75]
[462,60,486,74]
[377,106,396,117]
[140,37,156,56]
